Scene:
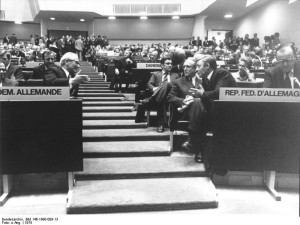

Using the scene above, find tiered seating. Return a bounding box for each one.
[66,61,218,214]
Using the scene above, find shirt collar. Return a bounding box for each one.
[6,63,10,70]
[285,68,294,79]
[207,70,214,81]
[62,67,70,77]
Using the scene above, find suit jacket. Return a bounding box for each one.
[168,68,235,109]
[167,75,202,108]
[147,71,178,91]
[263,62,300,88]
[5,64,23,80]
[44,66,77,96]
[31,64,47,79]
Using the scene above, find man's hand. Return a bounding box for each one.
[189,86,204,96]
[71,75,89,85]
[153,87,158,91]
[183,95,194,106]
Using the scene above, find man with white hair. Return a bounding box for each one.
[168,56,235,163]
[44,52,89,97]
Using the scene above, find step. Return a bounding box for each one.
[83,120,146,129]
[67,177,218,214]
[83,140,170,157]
[80,84,110,87]
[79,87,110,90]
[82,106,133,112]
[82,128,169,141]
[82,101,134,106]
[78,90,114,93]
[86,82,110,85]
[76,156,205,179]
[83,112,136,120]
[82,97,125,101]
[78,93,125,97]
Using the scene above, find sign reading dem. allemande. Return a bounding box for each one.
[0,87,70,101]
[220,88,300,102]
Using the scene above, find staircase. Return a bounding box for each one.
[67,62,218,214]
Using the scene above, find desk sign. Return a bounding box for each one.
[0,87,70,101]
[220,87,300,102]
[136,63,161,69]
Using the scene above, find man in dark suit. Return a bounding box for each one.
[136,57,178,132]
[0,52,23,86]
[250,33,260,48]
[168,56,235,163]
[31,51,56,79]
[3,34,10,44]
[44,52,89,97]
[263,44,300,88]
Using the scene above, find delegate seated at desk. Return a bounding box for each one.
[231,56,255,82]
[44,52,89,97]
[31,51,57,80]
[136,57,179,132]
[263,43,300,88]
[167,56,236,163]
[0,51,23,86]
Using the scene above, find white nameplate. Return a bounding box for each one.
[136,63,161,69]
[0,87,70,101]
[220,88,300,102]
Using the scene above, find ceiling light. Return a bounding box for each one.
[80,19,85,22]
[289,0,298,4]
[108,16,116,20]
[172,16,180,19]
[50,17,55,20]
[246,0,259,7]
[15,21,22,24]
[224,14,233,18]
[140,16,147,20]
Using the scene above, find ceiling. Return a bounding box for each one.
[200,0,272,21]
[34,0,274,22]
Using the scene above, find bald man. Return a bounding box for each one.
[263,44,300,88]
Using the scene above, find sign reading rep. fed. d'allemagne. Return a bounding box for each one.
[0,87,70,101]
[220,88,300,102]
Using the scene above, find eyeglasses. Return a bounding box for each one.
[68,60,80,65]
[45,58,55,61]
[277,57,295,64]
[183,65,194,69]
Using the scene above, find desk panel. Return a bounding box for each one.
[0,100,83,174]
[211,101,300,173]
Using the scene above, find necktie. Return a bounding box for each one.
[161,74,168,85]
[284,73,291,88]
[202,76,209,90]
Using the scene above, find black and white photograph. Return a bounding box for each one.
[0,0,299,224]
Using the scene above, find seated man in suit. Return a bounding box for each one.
[44,52,89,97]
[263,44,300,88]
[168,56,235,163]
[31,51,56,79]
[136,57,178,132]
[0,51,23,86]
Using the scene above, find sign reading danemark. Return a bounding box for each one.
[0,87,70,101]
[136,63,161,69]
[220,88,300,102]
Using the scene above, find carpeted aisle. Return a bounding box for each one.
[66,61,218,214]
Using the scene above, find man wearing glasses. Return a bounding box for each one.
[263,44,300,88]
[44,52,89,97]
[168,56,235,163]
[31,51,56,79]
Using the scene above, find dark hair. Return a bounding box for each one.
[42,50,52,60]
[160,56,172,65]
